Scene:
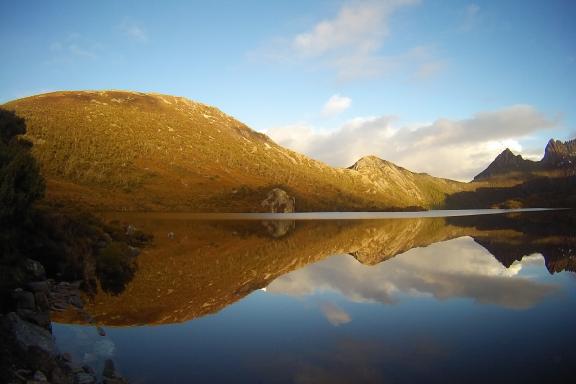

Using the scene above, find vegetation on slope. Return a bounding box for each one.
[0,108,150,302]
[3,91,470,212]
[0,109,45,263]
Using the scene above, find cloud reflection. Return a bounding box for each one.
[319,301,352,326]
[267,237,559,309]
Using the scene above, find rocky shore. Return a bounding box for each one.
[0,258,130,384]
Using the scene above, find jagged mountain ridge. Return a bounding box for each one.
[542,138,576,167]
[2,90,467,211]
[474,138,576,181]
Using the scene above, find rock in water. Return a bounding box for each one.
[261,188,295,213]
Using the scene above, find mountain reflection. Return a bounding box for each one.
[268,240,558,310]
[52,211,576,326]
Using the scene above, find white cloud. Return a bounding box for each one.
[266,105,557,181]
[251,0,443,81]
[321,94,352,117]
[291,1,404,57]
[120,20,148,42]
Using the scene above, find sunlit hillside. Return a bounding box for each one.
[3,91,471,211]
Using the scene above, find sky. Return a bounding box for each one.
[0,0,575,180]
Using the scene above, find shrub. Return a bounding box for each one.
[96,241,137,295]
[0,109,45,261]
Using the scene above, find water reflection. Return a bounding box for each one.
[52,210,576,383]
[268,240,558,310]
[52,211,575,326]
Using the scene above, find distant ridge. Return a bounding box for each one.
[542,138,576,168]
[474,138,576,181]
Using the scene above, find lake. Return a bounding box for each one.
[53,209,576,383]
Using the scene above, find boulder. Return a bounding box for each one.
[23,259,46,281]
[1,312,56,356]
[261,188,296,213]
[34,292,50,312]
[27,281,51,293]
[32,370,48,382]
[13,289,36,310]
[16,309,51,328]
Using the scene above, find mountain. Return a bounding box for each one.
[3,90,573,211]
[348,156,464,208]
[2,91,467,212]
[542,138,576,168]
[462,138,576,208]
[474,138,576,181]
[473,148,537,181]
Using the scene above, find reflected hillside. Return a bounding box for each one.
[268,242,558,310]
[447,211,576,273]
[52,211,575,326]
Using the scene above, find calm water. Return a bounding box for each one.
[53,210,576,383]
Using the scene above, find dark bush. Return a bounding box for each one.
[0,109,26,145]
[96,241,137,295]
[0,109,45,261]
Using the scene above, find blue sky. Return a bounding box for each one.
[1,0,574,180]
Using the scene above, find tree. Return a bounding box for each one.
[0,109,26,145]
[0,108,44,227]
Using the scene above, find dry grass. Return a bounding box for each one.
[4,90,474,211]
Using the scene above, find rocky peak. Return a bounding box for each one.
[493,148,528,165]
[474,148,535,181]
[542,138,576,167]
[349,155,394,172]
[497,148,515,159]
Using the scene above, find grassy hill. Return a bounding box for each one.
[2,91,471,212]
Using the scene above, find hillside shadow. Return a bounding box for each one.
[445,175,576,209]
